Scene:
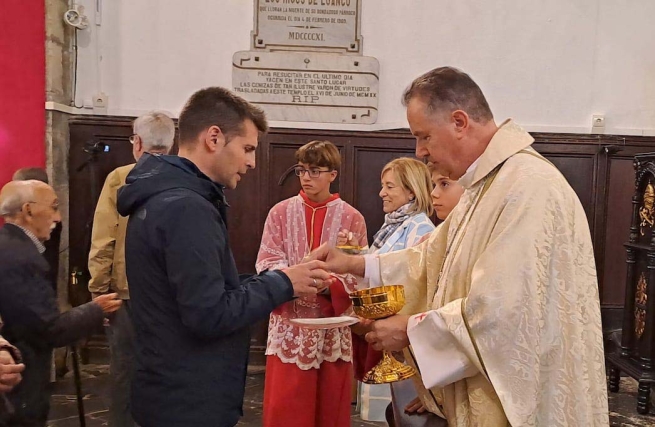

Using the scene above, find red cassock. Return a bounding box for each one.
[256,192,368,427]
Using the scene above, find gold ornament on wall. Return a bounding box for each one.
[635,273,648,339]
[636,273,648,306]
[639,183,655,235]
[635,309,646,339]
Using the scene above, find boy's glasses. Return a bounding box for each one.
[294,167,333,178]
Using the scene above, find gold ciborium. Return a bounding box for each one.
[349,285,416,384]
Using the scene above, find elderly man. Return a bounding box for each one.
[0,180,122,427]
[310,67,609,426]
[12,168,61,294]
[88,111,175,427]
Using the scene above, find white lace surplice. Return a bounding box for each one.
[256,195,367,370]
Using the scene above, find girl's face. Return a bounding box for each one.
[431,170,465,220]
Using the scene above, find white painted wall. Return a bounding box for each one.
[72,0,655,135]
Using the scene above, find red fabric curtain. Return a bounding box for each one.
[0,0,46,190]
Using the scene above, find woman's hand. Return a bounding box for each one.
[404,397,426,414]
[336,229,358,247]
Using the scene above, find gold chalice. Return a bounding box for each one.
[349,285,416,384]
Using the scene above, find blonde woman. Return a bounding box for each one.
[337,157,435,421]
[370,157,435,253]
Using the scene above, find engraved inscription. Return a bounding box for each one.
[254,0,361,52]
[232,51,379,124]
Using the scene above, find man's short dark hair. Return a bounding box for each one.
[12,167,49,184]
[402,67,494,123]
[178,87,268,146]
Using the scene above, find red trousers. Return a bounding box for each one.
[263,356,352,427]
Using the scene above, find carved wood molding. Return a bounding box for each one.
[68,115,655,146]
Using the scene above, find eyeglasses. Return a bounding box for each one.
[294,167,333,178]
[129,135,138,144]
[27,201,59,212]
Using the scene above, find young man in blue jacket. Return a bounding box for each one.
[117,87,331,427]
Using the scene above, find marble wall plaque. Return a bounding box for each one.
[252,0,362,53]
[233,51,379,124]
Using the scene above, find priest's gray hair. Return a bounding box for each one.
[0,181,37,217]
[133,111,176,151]
[402,66,494,123]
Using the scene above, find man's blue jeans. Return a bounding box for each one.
[106,301,136,427]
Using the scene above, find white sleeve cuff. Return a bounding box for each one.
[363,254,383,287]
[407,311,478,389]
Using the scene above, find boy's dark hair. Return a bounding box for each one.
[295,140,341,170]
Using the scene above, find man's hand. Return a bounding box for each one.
[282,260,335,297]
[405,397,427,414]
[305,243,366,276]
[365,314,411,352]
[0,349,24,393]
[93,293,123,315]
[91,293,112,325]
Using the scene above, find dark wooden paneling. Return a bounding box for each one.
[602,153,642,307]
[267,144,304,208]
[532,144,599,217]
[541,154,597,225]
[67,116,655,359]
[68,120,137,303]
[224,170,260,275]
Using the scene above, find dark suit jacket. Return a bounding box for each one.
[0,224,104,425]
[43,222,61,293]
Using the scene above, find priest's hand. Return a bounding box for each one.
[350,317,374,336]
[306,243,366,276]
[365,314,411,352]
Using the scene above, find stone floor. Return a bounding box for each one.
[46,362,655,426]
[46,363,383,427]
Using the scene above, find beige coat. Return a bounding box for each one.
[379,120,609,426]
[88,164,134,300]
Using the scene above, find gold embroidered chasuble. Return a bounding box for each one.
[378,120,609,426]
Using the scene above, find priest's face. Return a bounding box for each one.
[406,97,466,180]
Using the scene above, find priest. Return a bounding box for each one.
[309,66,609,427]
